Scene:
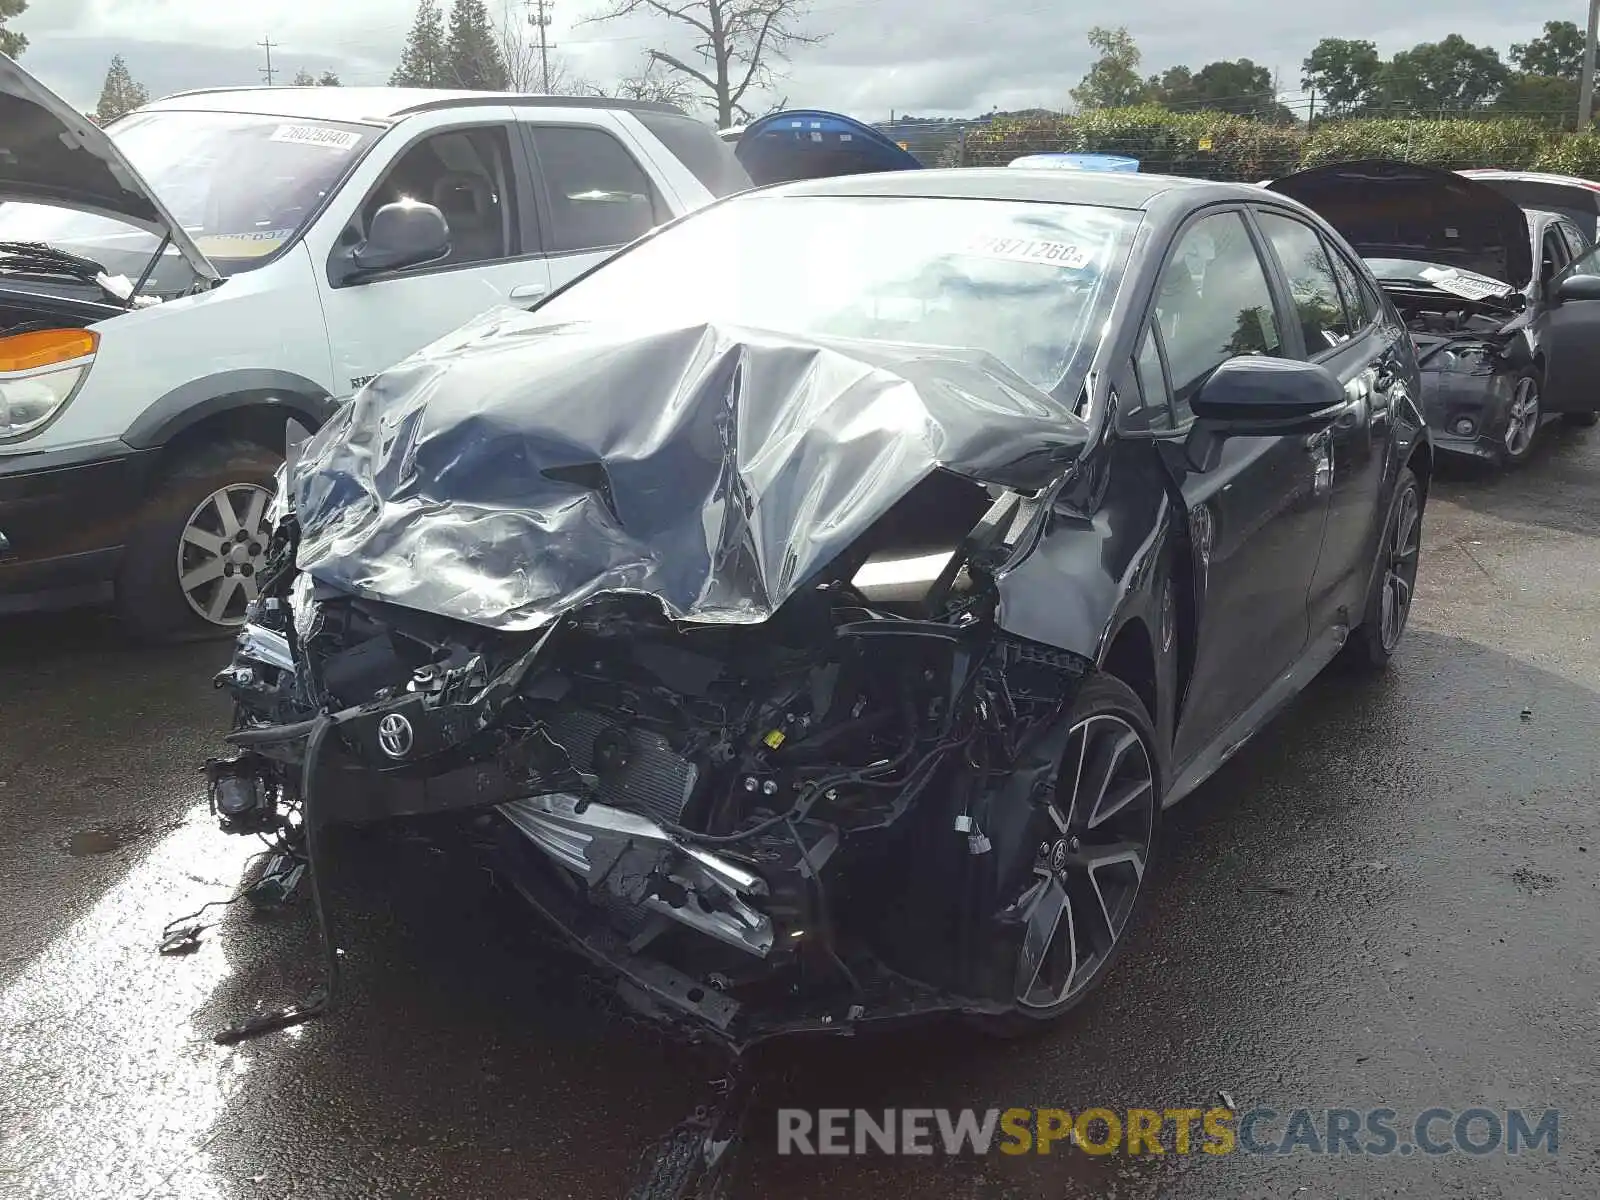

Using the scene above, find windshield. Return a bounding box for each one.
[530,193,1141,395]
[0,109,379,289]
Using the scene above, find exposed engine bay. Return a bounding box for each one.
[215,483,1084,1045]
[1381,281,1530,372]
[202,317,1106,1048]
[1398,297,1513,339]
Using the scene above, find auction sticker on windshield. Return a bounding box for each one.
[196,229,296,258]
[270,124,365,151]
[962,235,1097,269]
[1419,265,1511,302]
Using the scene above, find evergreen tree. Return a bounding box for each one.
[0,0,27,60]
[95,55,149,123]
[446,0,508,90]
[318,70,342,86]
[391,0,449,87]
[292,68,316,85]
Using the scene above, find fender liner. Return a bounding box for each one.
[123,369,341,450]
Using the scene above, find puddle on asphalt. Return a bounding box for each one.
[58,822,148,857]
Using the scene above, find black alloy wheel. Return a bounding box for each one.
[980,673,1161,1032]
[1341,465,1423,670]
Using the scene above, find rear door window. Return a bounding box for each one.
[1257,211,1354,354]
[1324,241,1379,332]
[527,125,668,253]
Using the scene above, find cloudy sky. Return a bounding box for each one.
[6,0,1577,120]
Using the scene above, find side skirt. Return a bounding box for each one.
[1163,622,1349,809]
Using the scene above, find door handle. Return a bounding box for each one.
[509,283,548,301]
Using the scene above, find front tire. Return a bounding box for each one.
[1498,370,1542,466]
[1342,465,1422,671]
[115,440,282,641]
[973,673,1162,1036]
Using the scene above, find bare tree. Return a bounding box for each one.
[591,57,698,107]
[586,0,824,127]
[497,0,591,93]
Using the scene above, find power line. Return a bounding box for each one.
[258,35,278,86]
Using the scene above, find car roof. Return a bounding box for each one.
[765,168,1266,210]
[140,86,682,125]
[1461,168,1600,190]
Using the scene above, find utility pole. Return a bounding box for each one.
[258,36,278,86]
[1581,0,1600,129]
[527,0,554,93]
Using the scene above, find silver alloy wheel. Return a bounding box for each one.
[1010,712,1157,1010]
[1380,483,1422,653]
[176,482,274,626]
[1504,376,1540,458]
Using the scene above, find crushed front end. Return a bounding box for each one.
[216,496,1089,1046]
[1383,281,1533,460]
[205,316,1099,1048]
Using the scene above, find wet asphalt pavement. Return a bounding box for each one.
[3,427,1598,1200]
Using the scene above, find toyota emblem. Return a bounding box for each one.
[377,712,414,759]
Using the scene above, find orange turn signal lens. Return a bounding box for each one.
[0,329,98,373]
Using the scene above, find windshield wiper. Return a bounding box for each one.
[0,240,152,308]
[0,240,111,282]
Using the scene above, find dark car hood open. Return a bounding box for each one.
[732,109,924,186]
[1267,159,1532,289]
[290,312,1088,632]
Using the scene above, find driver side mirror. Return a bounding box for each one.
[339,200,451,283]
[1184,355,1345,472]
[1553,272,1600,304]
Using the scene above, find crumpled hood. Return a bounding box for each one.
[291,311,1089,631]
[1267,159,1532,289]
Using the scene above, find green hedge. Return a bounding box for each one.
[959,107,1600,180]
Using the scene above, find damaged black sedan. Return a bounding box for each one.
[1268,160,1600,466]
[207,170,1431,1049]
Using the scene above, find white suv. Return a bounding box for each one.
[0,57,751,637]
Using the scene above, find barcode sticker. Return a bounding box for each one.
[961,234,1096,269]
[270,124,363,151]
